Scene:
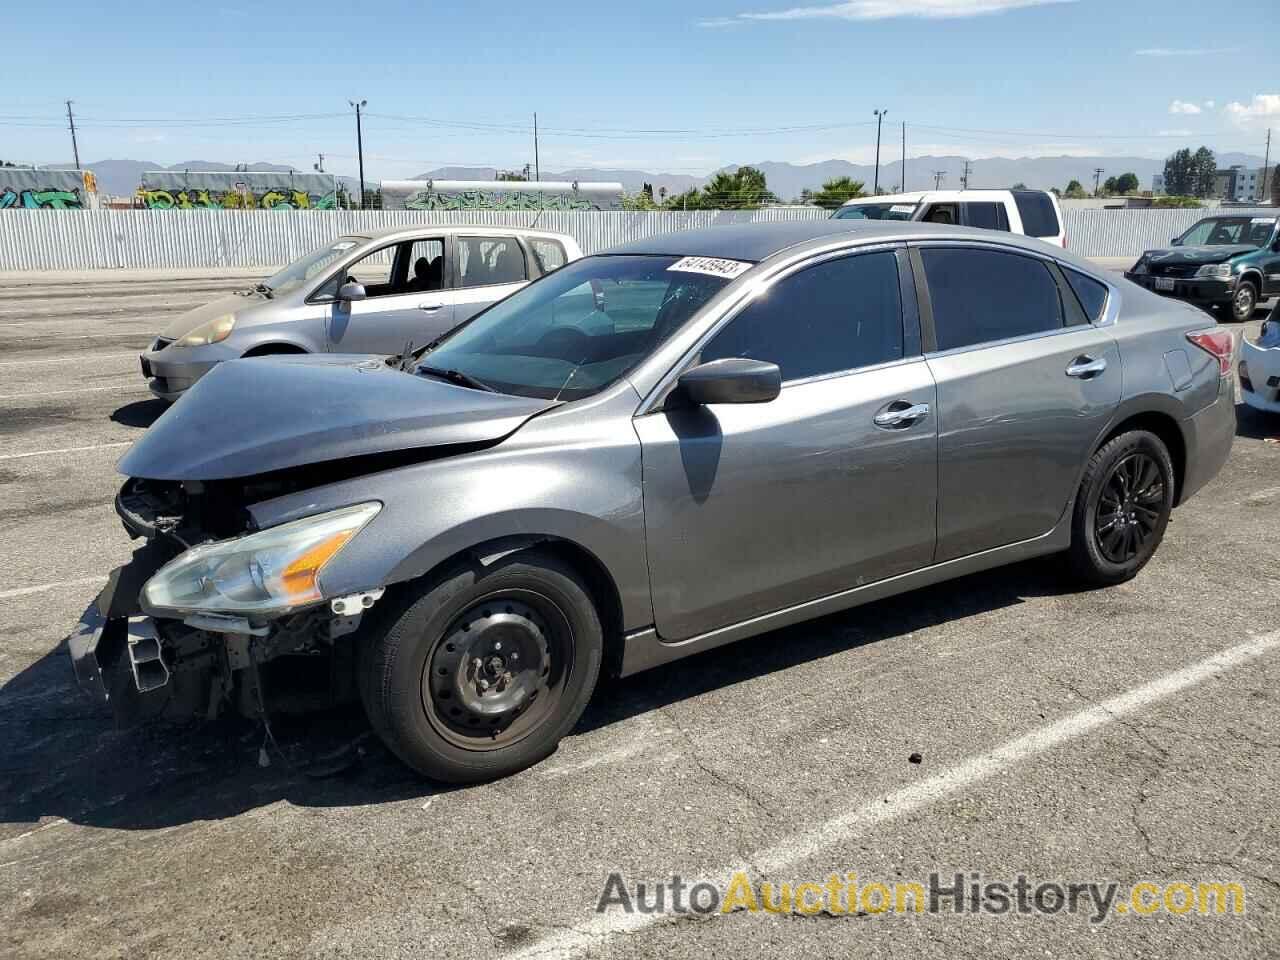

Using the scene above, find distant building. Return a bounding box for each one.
[1212,165,1272,203]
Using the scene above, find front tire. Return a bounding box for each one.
[358,550,603,783]
[1068,430,1174,586]
[1231,281,1258,322]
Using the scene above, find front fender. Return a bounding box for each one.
[248,390,652,630]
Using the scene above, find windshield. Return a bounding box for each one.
[419,255,739,401]
[1178,217,1277,248]
[833,202,919,221]
[263,238,362,296]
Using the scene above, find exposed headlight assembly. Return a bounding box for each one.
[1194,263,1232,280]
[142,502,381,616]
[175,313,236,347]
[1131,260,1149,275]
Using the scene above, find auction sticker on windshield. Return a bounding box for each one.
[668,256,753,280]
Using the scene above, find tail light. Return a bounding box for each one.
[1187,328,1234,376]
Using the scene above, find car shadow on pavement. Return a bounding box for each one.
[110,399,168,429]
[0,556,1079,833]
[1235,403,1280,441]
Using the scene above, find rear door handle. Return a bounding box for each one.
[1066,355,1107,379]
[873,401,930,429]
[418,302,444,312]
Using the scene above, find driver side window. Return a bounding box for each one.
[701,251,904,383]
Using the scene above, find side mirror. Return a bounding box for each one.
[338,280,367,302]
[674,358,781,407]
[1170,237,1182,246]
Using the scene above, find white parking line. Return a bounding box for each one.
[0,441,130,463]
[0,576,107,602]
[0,383,147,401]
[0,353,137,367]
[0,818,68,845]
[509,629,1280,960]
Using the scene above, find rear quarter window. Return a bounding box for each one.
[1062,268,1109,323]
[1012,191,1060,238]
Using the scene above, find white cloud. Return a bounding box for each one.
[1135,47,1236,56]
[1203,100,1215,109]
[1224,93,1280,128]
[1168,100,1202,115]
[699,0,1073,27]
[1157,128,1193,137]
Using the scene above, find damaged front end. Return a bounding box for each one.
[70,476,384,727]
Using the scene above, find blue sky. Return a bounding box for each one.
[3,0,1277,180]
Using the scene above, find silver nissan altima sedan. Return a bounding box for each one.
[72,219,1235,783]
[138,225,582,400]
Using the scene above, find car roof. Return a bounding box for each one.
[342,224,574,244]
[600,219,1064,264]
[839,189,1037,207]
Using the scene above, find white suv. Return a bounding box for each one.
[833,189,1067,248]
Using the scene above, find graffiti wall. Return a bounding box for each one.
[137,171,338,210]
[0,169,97,210]
[380,179,624,212]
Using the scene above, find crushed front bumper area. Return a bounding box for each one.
[139,338,228,402]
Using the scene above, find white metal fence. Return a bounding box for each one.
[0,206,1274,272]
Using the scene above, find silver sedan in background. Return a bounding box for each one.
[138,225,582,400]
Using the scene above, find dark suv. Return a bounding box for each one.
[1125,214,1280,321]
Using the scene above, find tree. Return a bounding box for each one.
[496,170,529,182]
[1192,147,1216,199]
[1114,172,1140,194]
[1102,176,1118,195]
[805,176,867,210]
[1063,179,1088,199]
[1153,195,1202,208]
[1163,149,1196,197]
[1011,181,1027,190]
[662,166,776,210]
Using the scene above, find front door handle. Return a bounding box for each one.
[1066,355,1107,379]
[873,401,930,429]
[418,302,444,312]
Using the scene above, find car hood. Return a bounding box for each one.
[1141,244,1256,267]
[118,354,557,481]
[158,292,266,339]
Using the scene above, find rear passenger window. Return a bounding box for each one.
[1062,267,1109,323]
[1012,191,1060,238]
[529,238,568,274]
[458,236,527,288]
[922,248,1063,351]
[962,202,1009,232]
[701,251,903,382]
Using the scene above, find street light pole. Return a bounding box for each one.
[873,109,887,194]
[350,99,367,208]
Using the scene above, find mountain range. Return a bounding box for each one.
[75,153,1269,201]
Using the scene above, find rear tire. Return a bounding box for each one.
[358,550,603,783]
[1068,430,1174,586]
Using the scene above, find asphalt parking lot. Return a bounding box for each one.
[2,271,1278,960]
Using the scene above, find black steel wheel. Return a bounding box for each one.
[1069,429,1174,586]
[359,550,603,783]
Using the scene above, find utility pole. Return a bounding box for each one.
[314,153,325,173]
[1093,166,1105,196]
[65,100,81,171]
[349,99,367,208]
[872,109,887,194]
[900,122,906,193]
[533,113,541,182]
[933,170,946,189]
[1262,128,1271,203]
[961,160,972,190]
